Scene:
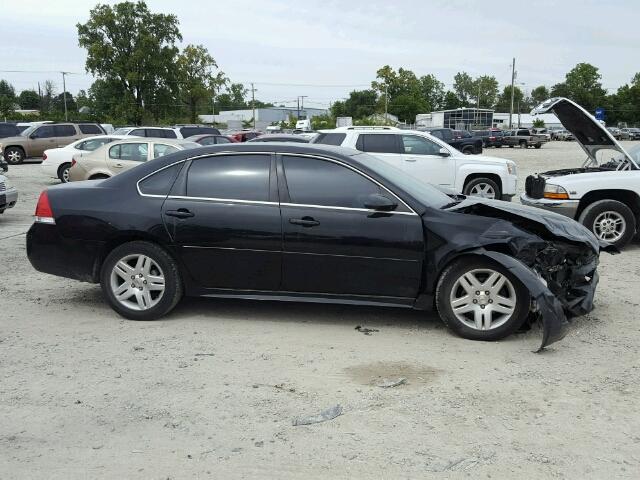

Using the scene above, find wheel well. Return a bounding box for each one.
[89,174,110,180]
[463,173,502,193]
[93,234,179,282]
[4,145,25,155]
[576,190,640,220]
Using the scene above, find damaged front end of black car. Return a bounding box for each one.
[425,199,618,351]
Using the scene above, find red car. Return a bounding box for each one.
[230,131,262,142]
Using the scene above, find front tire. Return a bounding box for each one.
[461,146,473,155]
[578,199,636,248]
[436,257,529,342]
[100,241,183,320]
[4,147,25,165]
[57,162,71,183]
[463,177,501,199]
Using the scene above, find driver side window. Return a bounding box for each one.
[401,135,442,155]
[35,126,56,138]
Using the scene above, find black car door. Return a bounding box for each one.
[278,154,424,299]
[162,153,282,291]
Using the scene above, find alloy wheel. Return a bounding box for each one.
[449,269,517,331]
[469,183,496,199]
[61,167,70,183]
[6,150,22,164]
[109,254,165,311]
[593,211,626,242]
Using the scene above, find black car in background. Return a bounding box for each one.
[472,129,504,148]
[26,143,612,350]
[0,122,20,139]
[425,128,483,154]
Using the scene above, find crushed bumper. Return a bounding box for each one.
[520,193,579,219]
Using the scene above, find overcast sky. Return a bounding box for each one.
[1,0,638,109]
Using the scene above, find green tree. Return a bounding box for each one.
[371,66,428,122]
[216,82,248,111]
[494,86,525,112]
[176,44,227,123]
[442,91,461,110]
[18,89,40,110]
[0,79,16,117]
[77,1,182,124]
[551,63,607,113]
[453,72,475,105]
[473,75,499,109]
[331,89,377,119]
[419,74,445,111]
[532,118,546,128]
[52,92,77,115]
[530,85,550,105]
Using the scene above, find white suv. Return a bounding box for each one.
[312,126,517,200]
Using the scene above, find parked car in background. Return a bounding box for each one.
[173,125,221,138]
[42,135,131,183]
[554,129,574,141]
[68,138,199,181]
[522,97,640,248]
[313,126,516,200]
[113,126,182,139]
[532,128,551,141]
[426,128,483,154]
[0,173,18,214]
[185,134,236,146]
[248,134,310,143]
[26,142,613,350]
[621,128,640,140]
[502,128,548,148]
[607,127,624,140]
[0,123,106,164]
[230,130,262,142]
[472,129,504,148]
[0,123,20,139]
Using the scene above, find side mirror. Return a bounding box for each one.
[363,193,397,211]
[438,147,450,157]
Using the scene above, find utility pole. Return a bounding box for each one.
[297,96,300,119]
[251,83,256,129]
[300,95,308,117]
[37,82,42,111]
[61,72,69,121]
[384,84,389,120]
[509,57,516,129]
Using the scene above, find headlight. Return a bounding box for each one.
[543,183,569,200]
[507,162,516,175]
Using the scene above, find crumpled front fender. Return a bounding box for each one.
[466,249,571,351]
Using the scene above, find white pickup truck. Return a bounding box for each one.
[312,126,518,201]
[521,97,640,248]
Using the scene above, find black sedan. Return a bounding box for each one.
[26,144,614,350]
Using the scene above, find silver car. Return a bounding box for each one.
[0,173,18,214]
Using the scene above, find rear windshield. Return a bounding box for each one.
[313,133,346,146]
[0,124,19,137]
[180,126,220,137]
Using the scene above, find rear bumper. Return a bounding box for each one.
[41,160,60,177]
[26,222,104,282]
[0,186,18,211]
[520,193,579,218]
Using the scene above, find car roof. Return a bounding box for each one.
[108,137,195,146]
[327,126,400,132]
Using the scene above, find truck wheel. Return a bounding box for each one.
[4,147,25,165]
[463,177,501,199]
[519,140,527,148]
[578,199,636,249]
[436,257,530,342]
[534,143,542,149]
[461,146,473,155]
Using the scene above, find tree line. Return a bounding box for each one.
[2,1,639,127]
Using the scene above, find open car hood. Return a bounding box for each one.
[531,97,638,169]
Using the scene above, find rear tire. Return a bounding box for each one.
[4,147,25,165]
[534,143,542,149]
[57,162,71,183]
[100,241,183,320]
[436,257,529,342]
[519,140,527,149]
[578,199,636,249]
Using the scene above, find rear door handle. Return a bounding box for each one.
[289,217,319,227]
[165,208,194,219]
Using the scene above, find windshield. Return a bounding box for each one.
[351,152,451,208]
[591,145,640,170]
[21,125,38,137]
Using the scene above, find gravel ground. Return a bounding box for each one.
[1,141,639,479]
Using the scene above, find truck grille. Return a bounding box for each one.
[525,175,545,199]
[0,181,5,193]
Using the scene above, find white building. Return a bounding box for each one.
[199,106,328,130]
[492,112,562,129]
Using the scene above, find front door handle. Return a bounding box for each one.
[113,163,124,168]
[289,216,319,227]
[165,208,195,219]
[404,157,417,162]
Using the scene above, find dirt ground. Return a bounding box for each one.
[1,141,639,479]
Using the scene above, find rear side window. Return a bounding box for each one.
[313,133,346,146]
[54,125,76,137]
[79,124,103,134]
[77,138,114,151]
[186,154,270,201]
[180,126,220,137]
[429,130,444,140]
[145,129,166,138]
[153,144,179,158]
[355,134,400,154]
[283,155,380,208]
[130,128,145,136]
[518,129,529,135]
[109,143,148,162]
[162,129,177,139]
[139,163,183,196]
[215,136,231,144]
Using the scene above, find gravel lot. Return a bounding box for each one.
[1,141,639,479]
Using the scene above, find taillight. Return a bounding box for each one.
[71,159,77,167]
[34,191,55,224]
[43,153,47,160]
